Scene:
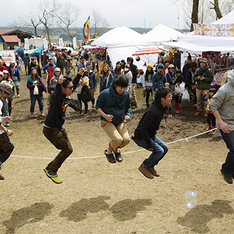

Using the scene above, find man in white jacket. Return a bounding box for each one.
[211,69,234,184]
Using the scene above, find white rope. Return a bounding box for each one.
[11,128,218,160]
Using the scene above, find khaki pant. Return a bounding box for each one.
[101,121,130,149]
[196,88,208,112]
[131,83,137,107]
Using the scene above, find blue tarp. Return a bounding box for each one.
[24,46,43,55]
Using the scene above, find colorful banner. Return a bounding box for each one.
[0,50,15,66]
[43,38,48,50]
[59,38,64,47]
[73,37,77,49]
[193,23,234,37]
[24,38,29,51]
[83,16,90,44]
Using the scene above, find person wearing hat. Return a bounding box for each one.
[8,61,21,98]
[43,58,57,90]
[211,69,234,184]
[28,57,41,78]
[124,64,133,98]
[0,60,10,78]
[0,81,14,180]
[143,64,154,108]
[86,62,97,109]
[166,64,176,86]
[221,60,234,86]
[50,67,62,86]
[64,56,73,78]
[78,56,86,71]
[194,58,213,116]
[152,63,166,99]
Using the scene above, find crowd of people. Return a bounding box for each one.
[0,48,234,185]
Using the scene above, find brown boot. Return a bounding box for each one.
[0,174,4,180]
[148,167,160,177]
[138,164,154,179]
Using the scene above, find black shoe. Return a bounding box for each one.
[104,150,116,163]
[220,169,233,184]
[0,174,4,180]
[114,151,123,162]
[232,172,234,179]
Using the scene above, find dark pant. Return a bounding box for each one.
[220,130,234,174]
[0,133,14,166]
[43,126,73,173]
[207,113,215,127]
[77,94,88,113]
[174,95,181,103]
[146,88,152,107]
[30,95,43,113]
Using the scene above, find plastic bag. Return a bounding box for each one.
[174,84,181,95]
[33,85,39,95]
[182,89,190,102]
[180,82,185,94]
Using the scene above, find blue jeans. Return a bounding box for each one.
[220,130,234,174]
[30,95,43,113]
[2,99,9,117]
[135,136,168,168]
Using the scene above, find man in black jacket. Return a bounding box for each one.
[28,57,41,77]
[133,87,172,179]
[127,57,138,108]
[43,75,80,184]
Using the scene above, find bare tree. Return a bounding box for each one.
[55,3,80,40]
[91,10,110,37]
[9,14,41,37]
[190,0,199,31]
[210,0,223,19]
[39,0,60,44]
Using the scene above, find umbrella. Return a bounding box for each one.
[132,47,163,56]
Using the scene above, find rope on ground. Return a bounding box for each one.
[11,128,218,160]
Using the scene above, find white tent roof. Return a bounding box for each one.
[163,9,234,53]
[92,26,158,69]
[145,24,183,43]
[93,26,156,48]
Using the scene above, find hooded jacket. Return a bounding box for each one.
[210,70,234,130]
[127,57,138,83]
[95,86,131,126]
[194,64,213,90]
[134,101,166,148]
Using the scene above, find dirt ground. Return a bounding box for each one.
[0,73,234,234]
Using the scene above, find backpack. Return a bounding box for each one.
[80,85,91,102]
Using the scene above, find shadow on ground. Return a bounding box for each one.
[59,196,111,222]
[109,198,152,221]
[2,202,53,234]
[177,200,234,233]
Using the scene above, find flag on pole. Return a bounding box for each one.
[73,37,77,49]
[83,16,90,44]
[43,38,48,50]
[24,38,29,51]
[59,38,64,47]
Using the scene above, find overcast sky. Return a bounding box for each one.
[0,0,186,29]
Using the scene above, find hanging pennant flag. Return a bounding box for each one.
[73,37,77,49]
[83,16,90,44]
[43,38,48,50]
[59,38,64,47]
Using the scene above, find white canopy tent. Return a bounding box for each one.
[144,24,183,45]
[92,26,158,69]
[163,10,234,67]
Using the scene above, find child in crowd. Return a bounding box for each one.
[173,70,184,113]
[202,87,217,135]
[143,64,154,108]
[164,82,172,117]
[137,70,144,86]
